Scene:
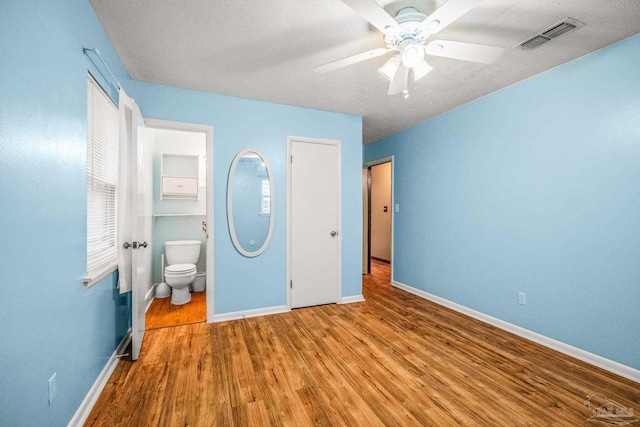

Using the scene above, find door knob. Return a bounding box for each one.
[330,231,338,237]
[124,241,148,249]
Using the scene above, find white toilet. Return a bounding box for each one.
[164,240,201,305]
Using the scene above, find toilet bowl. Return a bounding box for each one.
[164,240,201,305]
[164,263,197,305]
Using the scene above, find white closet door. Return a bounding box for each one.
[290,138,341,308]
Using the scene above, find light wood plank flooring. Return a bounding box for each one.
[146,290,206,330]
[86,260,639,426]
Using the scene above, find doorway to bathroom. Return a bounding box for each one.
[142,120,213,330]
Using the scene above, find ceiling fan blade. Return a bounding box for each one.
[314,47,390,73]
[421,0,484,34]
[388,65,409,96]
[342,0,401,34]
[425,40,504,64]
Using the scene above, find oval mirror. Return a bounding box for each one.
[227,149,274,257]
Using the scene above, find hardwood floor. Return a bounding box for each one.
[86,260,639,426]
[146,290,206,330]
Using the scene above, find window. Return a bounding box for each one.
[85,75,119,287]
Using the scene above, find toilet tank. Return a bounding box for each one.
[165,240,201,265]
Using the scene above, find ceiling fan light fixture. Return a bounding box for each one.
[378,55,401,81]
[401,44,425,68]
[314,0,504,98]
[413,60,433,81]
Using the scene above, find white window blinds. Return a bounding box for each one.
[86,75,119,285]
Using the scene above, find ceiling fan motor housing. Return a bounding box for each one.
[384,7,429,49]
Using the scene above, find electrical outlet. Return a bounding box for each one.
[48,373,57,404]
[518,292,526,306]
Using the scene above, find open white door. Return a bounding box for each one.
[119,90,151,361]
[130,124,152,360]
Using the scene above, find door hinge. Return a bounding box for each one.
[290,155,293,163]
[290,280,292,289]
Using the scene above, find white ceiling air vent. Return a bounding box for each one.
[516,18,585,51]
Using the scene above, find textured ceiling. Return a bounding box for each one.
[89,0,640,143]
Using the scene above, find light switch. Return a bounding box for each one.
[394,204,400,213]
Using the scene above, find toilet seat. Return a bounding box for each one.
[165,263,197,275]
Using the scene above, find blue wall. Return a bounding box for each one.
[0,1,362,425]
[0,1,132,426]
[126,81,363,314]
[365,35,640,370]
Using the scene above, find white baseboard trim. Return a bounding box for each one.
[392,280,640,384]
[340,295,365,304]
[68,328,132,427]
[212,305,289,323]
[145,286,155,313]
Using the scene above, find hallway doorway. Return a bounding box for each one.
[363,157,393,281]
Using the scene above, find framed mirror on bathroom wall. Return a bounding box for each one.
[227,149,274,257]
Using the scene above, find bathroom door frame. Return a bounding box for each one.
[145,119,215,322]
[363,156,394,282]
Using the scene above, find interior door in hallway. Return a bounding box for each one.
[370,162,391,262]
[289,138,340,309]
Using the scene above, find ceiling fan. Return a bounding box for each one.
[314,0,504,98]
